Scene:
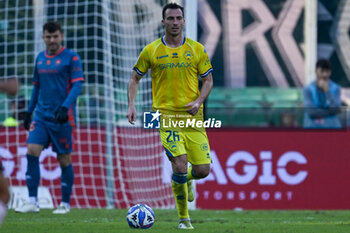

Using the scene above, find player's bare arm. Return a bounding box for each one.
[127,70,142,124]
[186,73,213,116]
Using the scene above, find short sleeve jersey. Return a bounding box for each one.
[33,47,84,118]
[134,37,212,112]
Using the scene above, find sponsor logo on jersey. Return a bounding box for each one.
[72,66,82,72]
[29,121,35,131]
[184,50,193,60]
[156,54,169,59]
[158,62,191,70]
[200,143,209,151]
[169,143,178,153]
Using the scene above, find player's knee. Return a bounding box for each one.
[3,187,10,204]
[169,155,188,173]
[0,178,10,204]
[27,144,42,157]
[173,162,187,173]
[195,169,210,179]
[193,165,210,178]
[57,154,72,167]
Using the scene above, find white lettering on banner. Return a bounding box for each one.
[198,150,308,186]
[214,191,223,200]
[203,190,210,200]
[227,191,234,200]
[0,146,61,180]
[201,190,294,201]
[250,191,257,200]
[239,191,245,200]
[262,191,270,200]
[226,151,257,185]
[259,151,276,185]
[275,191,282,200]
[277,151,308,185]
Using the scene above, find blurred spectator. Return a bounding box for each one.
[303,59,342,128]
[280,111,298,128]
[2,96,26,127]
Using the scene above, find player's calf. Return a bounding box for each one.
[187,179,195,202]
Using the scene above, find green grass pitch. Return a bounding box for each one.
[2,209,350,233]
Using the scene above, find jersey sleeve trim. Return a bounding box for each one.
[133,67,146,76]
[71,77,84,83]
[200,68,213,78]
[32,81,39,85]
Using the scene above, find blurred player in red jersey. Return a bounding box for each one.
[0,161,10,227]
[0,76,19,227]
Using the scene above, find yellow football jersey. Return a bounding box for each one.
[134,37,213,112]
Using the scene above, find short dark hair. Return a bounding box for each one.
[43,21,62,33]
[162,3,184,19]
[316,59,332,70]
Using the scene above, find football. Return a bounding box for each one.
[126,203,155,229]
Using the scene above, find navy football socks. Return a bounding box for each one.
[61,163,74,205]
[25,154,40,204]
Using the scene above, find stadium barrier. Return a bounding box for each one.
[1,127,350,209]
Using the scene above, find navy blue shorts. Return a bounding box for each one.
[27,116,73,155]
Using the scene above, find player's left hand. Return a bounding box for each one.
[23,112,32,130]
[186,101,201,116]
[55,106,69,124]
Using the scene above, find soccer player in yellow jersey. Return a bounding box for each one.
[127,3,213,229]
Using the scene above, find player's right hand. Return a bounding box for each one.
[127,106,137,125]
[23,112,32,130]
[316,79,329,92]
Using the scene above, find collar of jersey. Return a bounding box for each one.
[45,46,65,58]
[161,36,186,47]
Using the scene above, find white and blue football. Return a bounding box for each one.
[126,203,155,229]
